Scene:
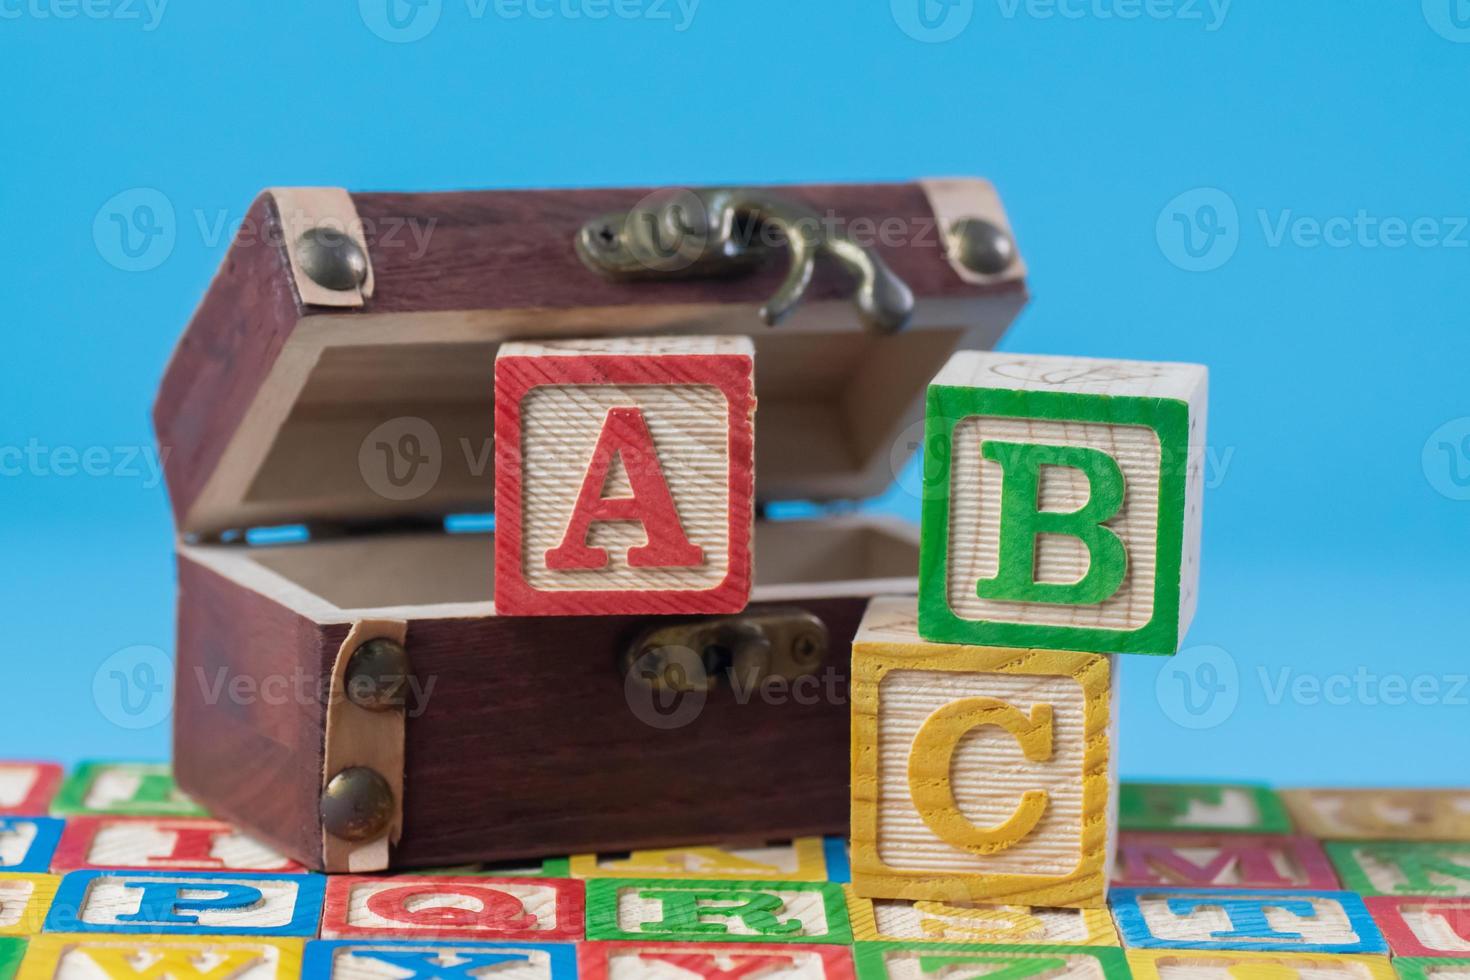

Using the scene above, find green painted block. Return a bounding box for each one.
[1393,959,1470,980]
[50,761,209,817]
[1327,841,1470,897]
[1118,782,1292,833]
[0,939,25,980]
[853,943,1132,980]
[585,878,851,944]
[917,351,1207,655]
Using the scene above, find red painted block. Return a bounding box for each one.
[321,875,585,942]
[1114,832,1340,889]
[494,337,756,617]
[578,942,856,980]
[0,762,61,816]
[52,816,306,872]
[1367,896,1470,958]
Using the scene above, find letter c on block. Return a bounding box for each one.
[908,698,1054,854]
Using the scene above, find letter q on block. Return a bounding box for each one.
[494,336,756,616]
[917,351,1208,655]
[849,597,1117,909]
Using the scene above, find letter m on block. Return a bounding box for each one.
[918,351,1208,654]
[494,336,756,617]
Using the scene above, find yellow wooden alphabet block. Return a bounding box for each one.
[1126,949,1396,980]
[844,885,1118,944]
[17,935,303,980]
[1283,790,1470,841]
[850,596,1117,908]
[0,874,58,936]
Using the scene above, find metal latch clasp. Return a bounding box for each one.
[622,608,830,694]
[575,188,916,335]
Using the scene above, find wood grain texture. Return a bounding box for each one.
[0,817,63,874]
[43,870,326,937]
[851,943,1130,980]
[584,879,851,944]
[567,839,827,881]
[578,941,855,980]
[0,874,59,935]
[1366,897,1470,958]
[1283,790,1470,842]
[843,885,1118,945]
[1394,960,1470,980]
[0,763,62,816]
[51,817,304,873]
[850,596,1116,908]
[1110,888,1387,953]
[1125,949,1396,980]
[304,940,577,980]
[1114,833,1340,890]
[320,875,584,942]
[1326,842,1470,898]
[918,351,1207,654]
[494,336,754,615]
[15,934,304,980]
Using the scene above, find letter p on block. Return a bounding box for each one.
[918,351,1208,654]
[494,336,756,616]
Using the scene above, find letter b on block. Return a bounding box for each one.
[918,351,1208,655]
[495,336,756,616]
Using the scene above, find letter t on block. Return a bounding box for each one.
[918,351,1208,655]
[494,336,756,616]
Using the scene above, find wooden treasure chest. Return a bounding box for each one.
[153,179,1030,872]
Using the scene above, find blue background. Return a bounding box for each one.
[3,2,1467,784]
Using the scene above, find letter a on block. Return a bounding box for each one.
[918,351,1208,654]
[849,596,1117,909]
[494,336,756,616]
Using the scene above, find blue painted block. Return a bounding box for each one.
[1110,887,1387,953]
[45,870,326,936]
[822,837,850,884]
[302,940,578,980]
[0,816,63,873]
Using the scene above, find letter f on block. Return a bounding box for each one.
[977,441,1127,605]
[545,406,704,571]
[909,699,1054,854]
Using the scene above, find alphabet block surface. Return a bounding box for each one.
[578,941,855,980]
[0,875,59,935]
[1120,784,1292,835]
[0,939,20,980]
[51,764,207,819]
[851,943,1130,980]
[844,887,1118,945]
[850,596,1116,908]
[44,871,325,937]
[320,876,583,942]
[918,352,1207,654]
[1283,790,1470,842]
[569,840,827,881]
[584,879,852,944]
[1366,897,1470,958]
[1110,888,1386,953]
[1328,843,1470,898]
[494,337,756,616]
[1126,949,1396,980]
[302,940,577,980]
[0,820,63,874]
[1396,959,1470,980]
[52,818,303,873]
[0,764,62,817]
[1114,833,1339,890]
[16,934,303,980]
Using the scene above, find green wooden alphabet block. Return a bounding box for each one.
[0,939,23,980]
[852,943,1131,980]
[1119,782,1292,834]
[584,878,852,944]
[1327,841,1470,897]
[919,351,1208,654]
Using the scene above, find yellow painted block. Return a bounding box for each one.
[1126,950,1396,980]
[850,595,1117,908]
[1283,789,1470,841]
[0,875,58,937]
[17,935,303,980]
[569,838,827,880]
[844,884,1118,944]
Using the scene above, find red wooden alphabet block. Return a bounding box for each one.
[1114,833,1340,890]
[1367,896,1470,958]
[578,941,855,980]
[494,337,756,616]
[0,763,61,816]
[321,875,585,942]
[52,816,305,872]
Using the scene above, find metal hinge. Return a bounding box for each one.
[622,607,830,694]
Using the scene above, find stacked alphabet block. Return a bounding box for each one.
[5,760,1470,978]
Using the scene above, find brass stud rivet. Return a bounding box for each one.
[345,637,411,712]
[296,227,369,292]
[322,766,394,842]
[948,218,1016,276]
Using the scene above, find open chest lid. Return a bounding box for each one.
[154,179,1029,540]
